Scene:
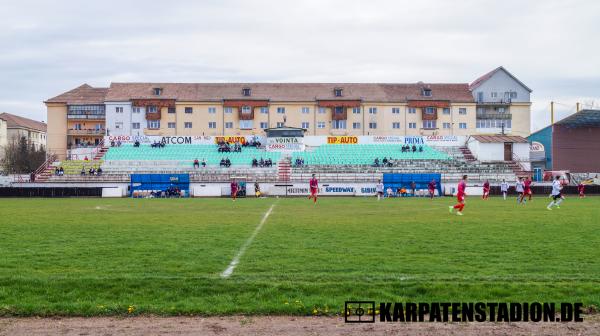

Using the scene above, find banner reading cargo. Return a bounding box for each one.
[327,136,358,144]
[266,137,305,152]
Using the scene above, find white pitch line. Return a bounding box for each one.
[220,203,276,279]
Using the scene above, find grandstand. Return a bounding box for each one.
[31,134,524,197]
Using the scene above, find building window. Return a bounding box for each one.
[242,88,251,96]
[407,107,416,114]
[476,107,485,114]
[277,107,285,114]
[74,123,82,130]
[276,122,284,127]
[132,122,140,129]
[168,107,175,114]
[459,122,467,129]
[208,122,217,129]
[147,106,158,113]
[153,87,163,96]
[115,122,123,129]
[115,107,123,113]
[442,108,450,115]
[459,108,467,115]
[409,122,416,129]
[168,122,176,129]
[443,122,451,129]
[208,107,216,114]
[225,122,233,129]
[423,120,437,129]
[369,122,377,129]
[317,121,326,129]
[352,107,361,114]
[238,106,249,114]
[510,92,517,98]
[422,88,432,97]
[497,107,506,113]
[334,88,343,97]
[132,107,141,113]
[260,107,269,114]
[184,122,193,129]
[239,120,253,129]
[332,120,346,129]
[352,122,361,129]
[491,92,498,98]
[224,107,233,114]
[477,92,484,102]
[148,120,160,129]
[301,107,310,114]
[368,107,377,114]
[318,107,327,114]
[185,107,193,114]
[301,122,310,129]
[392,107,400,114]
[424,107,436,114]
[260,122,268,129]
[392,122,401,129]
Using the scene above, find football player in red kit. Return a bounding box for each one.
[519,177,533,203]
[482,180,490,200]
[308,174,319,204]
[230,179,239,201]
[428,179,436,199]
[449,175,468,216]
[578,183,585,198]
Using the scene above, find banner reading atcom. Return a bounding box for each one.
[327,136,359,144]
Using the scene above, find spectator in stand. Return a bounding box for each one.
[97,167,103,176]
[412,145,417,152]
[225,158,231,167]
[219,158,226,167]
[80,167,86,176]
[193,159,199,169]
[374,158,380,167]
[252,158,258,167]
[84,156,89,161]
[382,157,388,165]
[59,167,64,176]
[418,146,423,152]
[89,167,96,175]
[55,167,60,176]
[117,140,122,147]
[201,159,206,168]
[259,158,265,168]
[134,140,140,147]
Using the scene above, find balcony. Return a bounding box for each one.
[67,113,105,120]
[476,112,512,120]
[67,129,105,136]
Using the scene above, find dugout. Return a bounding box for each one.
[130,174,190,197]
[383,173,442,197]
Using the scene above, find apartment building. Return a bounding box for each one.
[45,67,532,159]
[0,113,47,159]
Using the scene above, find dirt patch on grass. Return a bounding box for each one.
[1,315,599,336]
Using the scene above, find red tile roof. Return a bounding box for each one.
[0,113,47,132]
[103,82,475,103]
[471,135,528,143]
[45,84,108,104]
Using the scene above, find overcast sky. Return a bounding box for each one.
[1,0,599,131]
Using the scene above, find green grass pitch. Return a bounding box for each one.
[0,196,599,316]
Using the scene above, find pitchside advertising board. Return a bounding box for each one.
[105,135,464,148]
[265,137,305,152]
[105,135,264,145]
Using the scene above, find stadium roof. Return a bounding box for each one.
[471,135,528,143]
[0,113,47,132]
[554,109,600,128]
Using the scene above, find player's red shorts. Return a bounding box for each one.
[457,194,465,202]
[483,188,490,194]
[310,187,318,196]
[525,189,532,195]
[231,188,238,196]
[429,188,435,194]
